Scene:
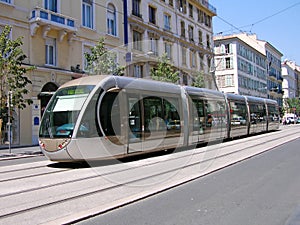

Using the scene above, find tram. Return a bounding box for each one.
[39,75,280,162]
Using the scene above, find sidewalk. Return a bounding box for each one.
[0,145,43,160]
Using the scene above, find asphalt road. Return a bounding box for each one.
[77,137,300,225]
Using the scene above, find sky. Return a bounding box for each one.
[210,0,300,63]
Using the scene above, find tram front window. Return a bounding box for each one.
[39,85,95,138]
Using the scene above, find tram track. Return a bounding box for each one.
[0,125,298,224]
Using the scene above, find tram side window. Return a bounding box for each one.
[206,100,226,127]
[229,101,247,126]
[191,98,205,131]
[268,105,279,121]
[164,98,181,132]
[249,103,266,124]
[144,97,163,132]
[100,92,121,136]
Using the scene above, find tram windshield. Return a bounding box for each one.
[39,85,95,138]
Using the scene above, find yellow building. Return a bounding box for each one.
[0,0,124,147]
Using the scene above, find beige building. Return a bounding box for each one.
[125,0,216,86]
[0,0,125,147]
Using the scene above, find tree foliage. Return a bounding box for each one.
[84,37,124,76]
[150,53,179,83]
[191,71,205,88]
[0,25,35,121]
[284,97,300,114]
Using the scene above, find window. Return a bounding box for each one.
[169,0,173,7]
[133,30,142,51]
[188,25,194,42]
[206,34,210,49]
[164,42,172,59]
[225,57,233,69]
[177,0,186,13]
[198,30,203,46]
[149,5,156,24]
[44,0,58,12]
[107,3,116,36]
[149,37,158,56]
[82,0,93,29]
[132,0,141,17]
[182,47,187,65]
[190,51,196,68]
[225,74,234,86]
[188,3,193,18]
[134,65,143,78]
[180,21,185,38]
[45,38,56,66]
[1,0,12,4]
[163,14,171,31]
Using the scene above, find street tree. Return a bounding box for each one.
[84,37,124,76]
[0,25,35,126]
[284,97,300,114]
[191,71,205,88]
[150,53,179,83]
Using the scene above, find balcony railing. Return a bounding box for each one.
[198,0,217,15]
[30,7,77,32]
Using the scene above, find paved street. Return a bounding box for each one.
[0,124,299,224]
[77,133,300,225]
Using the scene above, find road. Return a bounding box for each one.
[77,135,300,225]
[0,125,299,224]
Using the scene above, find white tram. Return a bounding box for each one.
[39,75,280,162]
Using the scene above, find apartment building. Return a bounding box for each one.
[0,0,125,146]
[214,33,283,108]
[125,0,216,87]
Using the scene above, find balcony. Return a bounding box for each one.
[197,0,217,15]
[29,7,77,42]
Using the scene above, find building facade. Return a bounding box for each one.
[0,0,125,147]
[125,0,216,87]
[214,33,283,108]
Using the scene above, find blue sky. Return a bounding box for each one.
[210,0,300,63]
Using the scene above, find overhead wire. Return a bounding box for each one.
[215,1,300,35]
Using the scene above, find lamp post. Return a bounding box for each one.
[7,91,12,153]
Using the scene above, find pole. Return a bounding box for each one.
[7,91,12,154]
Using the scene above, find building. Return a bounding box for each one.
[125,0,216,87]
[214,33,283,108]
[0,0,125,147]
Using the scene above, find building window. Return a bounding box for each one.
[190,50,196,68]
[163,14,171,31]
[198,30,203,46]
[164,42,172,59]
[180,21,185,38]
[132,0,141,17]
[45,38,56,66]
[206,34,210,49]
[177,0,186,13]
[182,47,186,65]
[188,3,193,18]
[149,5,156,24]
[225,74,234,86]
[44,0,58,12]
[1,0,12,3]
[169,0,173,7]
[188,25,194,42]
[82,0,93,29]
[149,37,158,55]
[107,3,116,36]
[133,30,142,51]
[134,64,143,78]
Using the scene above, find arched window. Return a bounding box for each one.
[107,3,116,36]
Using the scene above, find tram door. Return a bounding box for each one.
[127,95,143,153]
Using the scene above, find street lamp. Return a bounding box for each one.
[7,91,12,153]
